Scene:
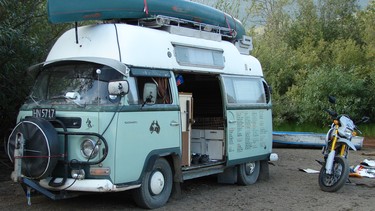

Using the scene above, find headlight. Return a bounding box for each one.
[339,128,353,139]
[71,169,85,180]
[81,138,99,159]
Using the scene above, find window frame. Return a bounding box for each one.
[222,75,267,105]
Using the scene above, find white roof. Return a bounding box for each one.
[46,23,263,77]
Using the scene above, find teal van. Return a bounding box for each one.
[6,15,277,209]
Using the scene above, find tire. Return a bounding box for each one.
[7,117,59,179]
[237,161,260,186]
[133,158,173,209]
[319,156,349,192]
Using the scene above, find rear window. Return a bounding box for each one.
[223,76,266,104]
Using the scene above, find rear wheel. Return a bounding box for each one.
[237,161,260,185]
[133,158,173,209]
[319,156,349,192]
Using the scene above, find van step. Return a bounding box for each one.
[182,164,225,180]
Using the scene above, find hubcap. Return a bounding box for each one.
[150,171,164,195]
[245,162,256,175]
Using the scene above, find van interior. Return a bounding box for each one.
[176,73,225,168]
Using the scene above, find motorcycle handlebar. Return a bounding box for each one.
[325,109,338,118]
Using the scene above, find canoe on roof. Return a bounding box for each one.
[47,0,246,40]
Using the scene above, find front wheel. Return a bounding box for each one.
[318,156,349,192]
[133,158,173,209]
[237,161,260,185]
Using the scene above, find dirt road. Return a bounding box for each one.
[1,147,374,210]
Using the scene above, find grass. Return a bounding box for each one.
[274,123,375,138]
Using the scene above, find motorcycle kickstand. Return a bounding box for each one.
[315,159,324,166]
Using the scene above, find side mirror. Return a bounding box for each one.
[108,80,129,96]
[361,116,370,123]
[328,96,336,104]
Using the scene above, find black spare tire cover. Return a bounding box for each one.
[7,117,59,179]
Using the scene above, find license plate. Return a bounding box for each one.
[33,108,56,119]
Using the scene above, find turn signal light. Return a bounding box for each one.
[90,167,110,176]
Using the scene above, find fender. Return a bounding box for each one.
[325,128,334,143]
[337,138,357,151]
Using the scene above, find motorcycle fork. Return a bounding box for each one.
[331,125,347,157]
[329,126,339,151]
[325,125,339,174]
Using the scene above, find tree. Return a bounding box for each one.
[250,0,374,127]
[0,0,69,139]
[358,1,375,67]
[317,0,361,42]
[286,0,321,50]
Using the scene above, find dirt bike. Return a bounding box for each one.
[318,96,369,192]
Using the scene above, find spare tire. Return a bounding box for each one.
[7,117,59,179]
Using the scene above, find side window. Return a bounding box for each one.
[223,76,266,104]
[135,77,172,105]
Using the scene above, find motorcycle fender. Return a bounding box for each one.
[325,128,334,144]
[325,150,335,174]
[338,139,357,151]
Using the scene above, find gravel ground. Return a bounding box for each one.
[1,147,375,210]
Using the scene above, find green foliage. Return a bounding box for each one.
[287,65,371,124]
[0,0,70,138]
[359,1,375,66]
[250,0,375,129]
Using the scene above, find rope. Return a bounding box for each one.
[144,0,149,15]
[224,15,232,36]
[14,154,66,159]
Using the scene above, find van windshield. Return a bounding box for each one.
[28,62,124,106]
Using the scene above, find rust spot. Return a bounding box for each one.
[83,13,102,19]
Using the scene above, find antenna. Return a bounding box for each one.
[75,22,79,44]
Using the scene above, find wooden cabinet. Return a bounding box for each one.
[179,93,193,166]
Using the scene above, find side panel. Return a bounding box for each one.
[226,109,272,163]
[114,108,180,184]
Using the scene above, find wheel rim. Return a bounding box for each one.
[149,171,164,195]
[323,162,343,186]
[245,162,256,175]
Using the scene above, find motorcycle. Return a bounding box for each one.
[318,96,369,192]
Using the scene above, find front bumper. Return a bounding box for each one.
[39,177,140,192]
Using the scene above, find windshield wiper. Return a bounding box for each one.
[50,95,85,108]
[28,95,40,106]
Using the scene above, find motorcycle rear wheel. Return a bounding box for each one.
[318,156,349,192]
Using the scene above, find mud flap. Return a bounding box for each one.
[171,181,182,200]
[217,166,237,184]
[258,160,270,181]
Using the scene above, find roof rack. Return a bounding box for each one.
[137,15,237,41]
[132,15,253,55]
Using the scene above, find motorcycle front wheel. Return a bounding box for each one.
[318,156,349,192]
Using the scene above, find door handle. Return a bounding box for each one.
[229,120,237,123]
[170,121,180,126]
